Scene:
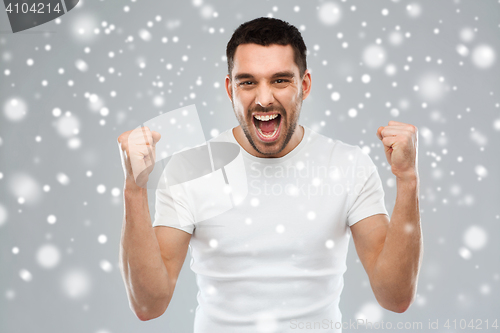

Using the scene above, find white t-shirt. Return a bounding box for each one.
[153,125,389,333]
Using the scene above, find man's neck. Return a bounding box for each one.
[232,124,304,158]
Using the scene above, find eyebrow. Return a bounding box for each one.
[233,71,295,81]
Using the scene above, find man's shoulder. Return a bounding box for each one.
[306,126,362,157]
[307,128,378,178]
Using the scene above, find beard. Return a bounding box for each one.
[232,88,303,156]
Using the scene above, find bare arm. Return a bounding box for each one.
[352,178,422,313]
[119,185,170,321]
[351,121,422,313]
[117,127,191,321]
[371,177,422,312]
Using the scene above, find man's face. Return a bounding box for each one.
[225,43,311,156]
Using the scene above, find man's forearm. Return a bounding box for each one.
[371,176,423,312]
[119,184,170,320]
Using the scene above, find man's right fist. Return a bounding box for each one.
[117,126,161,189]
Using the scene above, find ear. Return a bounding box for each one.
[301,69,312,100]
[225,75,233,102]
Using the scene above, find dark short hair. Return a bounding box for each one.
[226,17,307,80]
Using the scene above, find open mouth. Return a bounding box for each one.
[252,113,282,142]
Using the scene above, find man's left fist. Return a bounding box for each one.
[376,120,419,182]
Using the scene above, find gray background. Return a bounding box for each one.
[1,0,499,332]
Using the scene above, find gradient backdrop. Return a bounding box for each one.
[1,0,499,332]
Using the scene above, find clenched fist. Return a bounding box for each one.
[376,120,418,182]
[117,126,161,189]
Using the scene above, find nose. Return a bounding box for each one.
[255,83,274,108]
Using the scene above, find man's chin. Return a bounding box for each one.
[249,134,286,156]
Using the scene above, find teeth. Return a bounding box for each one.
[254,114,278,121]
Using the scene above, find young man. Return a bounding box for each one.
[117,17,422,332]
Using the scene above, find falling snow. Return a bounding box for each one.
[36,244,61,269]
[0,1,498,332]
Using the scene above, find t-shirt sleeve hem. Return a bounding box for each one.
[152,223,194,235]
[347,208,390,227]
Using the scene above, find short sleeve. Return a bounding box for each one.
[152,186,195,234]
[346,147,390,227]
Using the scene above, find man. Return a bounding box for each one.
[117,17,422,332]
